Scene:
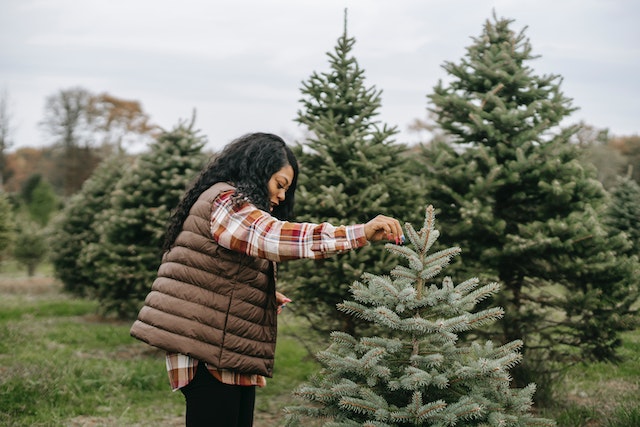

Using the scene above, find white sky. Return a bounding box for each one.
[1,0,639,153]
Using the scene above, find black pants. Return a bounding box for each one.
[180,361,256,427]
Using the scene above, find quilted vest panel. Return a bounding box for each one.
[130,183,277,377]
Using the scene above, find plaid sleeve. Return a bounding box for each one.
[210,191,368,262]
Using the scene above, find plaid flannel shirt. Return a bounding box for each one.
[166,190,368,390]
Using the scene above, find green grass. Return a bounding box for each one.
[0,273,321,426]
[256,316,322,419]
[0,298,97,321]
[0,276,184,426]
[0,269,638,426]
[537,329,640,426]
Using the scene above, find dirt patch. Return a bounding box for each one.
[0,275,61,295]
[567,378,639,411]
[66,415,184,427]
[80,313,132,326]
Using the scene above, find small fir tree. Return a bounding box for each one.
[79,118,208,317]
[285,206,554,427]
[20,174,44,205]
[13,220,48,276]
[419,13,639,391]
[26,178,59,225]
[49,154,129,296]
[281,11,424,336]
[0,192,14,257]
[606,173,640,255]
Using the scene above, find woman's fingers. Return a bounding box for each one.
[364,215,404,242]
[276,291,292,314]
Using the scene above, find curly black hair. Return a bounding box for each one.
[162,132,299,252]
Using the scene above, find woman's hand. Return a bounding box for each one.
[276,291,292,314]
[364,215,404,243]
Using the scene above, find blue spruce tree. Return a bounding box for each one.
[285,206,554,426]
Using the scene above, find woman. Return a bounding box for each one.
[130,132,403,426]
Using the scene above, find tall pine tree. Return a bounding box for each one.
[281,11,423,335]
[285,206,555,427]
[419,13,639,392]
[79,118,208,317]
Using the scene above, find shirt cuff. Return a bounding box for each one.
[348,224,368,248]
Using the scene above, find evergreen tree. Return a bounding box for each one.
[49,154,129,295]
[419,13,639,392]
[26,178,59,226]
[573,123,625,190]
[79,119,208,317]
[606,174,640,255]
[281,11,424,335]
[13,220,47,277]
[20,174,43,205]
[285,206,555,427]
[0,192,14,257]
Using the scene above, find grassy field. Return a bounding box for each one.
[0,268,638,426]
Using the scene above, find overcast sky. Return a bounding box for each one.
[1,0,639,153]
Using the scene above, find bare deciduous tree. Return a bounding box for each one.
[39,87,158,196]
[88,92,158,154]
[40,87,97,196]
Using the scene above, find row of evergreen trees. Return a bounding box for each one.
[50,117,208,315]
[47,11,639,424]
[280,11,639,404]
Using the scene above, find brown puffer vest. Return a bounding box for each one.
[130,183,278,377]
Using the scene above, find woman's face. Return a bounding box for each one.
[268,164,295,212]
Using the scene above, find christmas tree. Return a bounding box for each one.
[78,118,208,317]
[50,154,129,296]
[0,192,12,256]
[606,173,640,256]
[281,10,423,336]
[285,206,555,426]
[419,13,639,390]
